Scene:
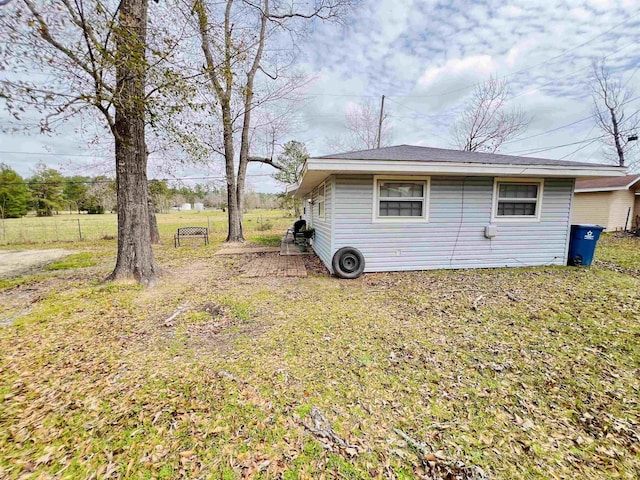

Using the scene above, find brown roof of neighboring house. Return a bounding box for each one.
[575,174,640,191]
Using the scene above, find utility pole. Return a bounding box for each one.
[376,94,385,149]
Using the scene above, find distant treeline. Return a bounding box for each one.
[0,163,282,218]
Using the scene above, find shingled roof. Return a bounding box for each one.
[318,144,613,168]
[575,174,640,191]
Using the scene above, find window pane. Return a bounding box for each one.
[497,201,536,216]
[499,183,538,199]
[379,200,423,217]
[380,182,423,198]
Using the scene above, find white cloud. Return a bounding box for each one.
[417,55,496,89]
[570,7,591,20]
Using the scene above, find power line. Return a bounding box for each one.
[502,93,640,150]
[0,174,275,187]
[559,136,601,160]
[383,39,637,129]
[0,150,111,158]
[501,117,594,145]
[390,11,640,100]
[507,135,607,156]
[507,39,637,102]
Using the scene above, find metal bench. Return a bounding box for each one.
[174,226,209,247]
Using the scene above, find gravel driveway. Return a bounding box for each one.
[0,249,75,278]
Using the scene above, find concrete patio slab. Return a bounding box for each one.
[279,236,314,256]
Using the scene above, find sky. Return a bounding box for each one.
[1,0,640,193]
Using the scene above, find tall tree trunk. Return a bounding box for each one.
[609,107,625,167]
[106,0,159,286]
[222,101,242,242]
[234,0,267,242]
[148,194,160,244]
[145,147,161,244]
[194,0,243,243]
[224,128,242,242]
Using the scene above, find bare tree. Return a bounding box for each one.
[0,0,175,284]
[346,100,392,149]
[451,76,529,153]
[188,0,352,243]
[326,100,392,152]
[591,59,639,167]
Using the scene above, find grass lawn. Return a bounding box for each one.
[0,217,639,479]
[0,209,286,246]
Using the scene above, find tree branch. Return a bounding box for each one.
[23,0,95,77]
[248,156,282,169]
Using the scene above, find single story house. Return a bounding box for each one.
[287,145,625,278]
[572,174,640,231]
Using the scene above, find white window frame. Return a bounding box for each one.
[372,175,430,223]
[316,182,325,221]
[491,177,544,223]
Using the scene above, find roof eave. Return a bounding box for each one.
[575,175,640,193]
[292,157,626,196]
[285,181,300,195]
[575,187,628,193]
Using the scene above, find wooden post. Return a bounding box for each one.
[77,219,83,241]
[376,94,385,149]
[624,206,631,232]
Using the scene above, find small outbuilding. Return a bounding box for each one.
[572,174,640,231]
[287,145,624,278]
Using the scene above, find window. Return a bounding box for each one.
[317,183,325,220]
[492,179,543,222]
[373,176,429,222]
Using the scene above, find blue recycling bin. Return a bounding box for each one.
[567,224,605,266]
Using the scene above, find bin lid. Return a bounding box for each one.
[571,224,605,230]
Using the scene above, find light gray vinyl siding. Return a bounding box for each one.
[310,177,333,270]
[332,175,573,273]
[302,194,311,225]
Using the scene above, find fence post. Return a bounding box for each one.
[1,217,5,245]
[77,219,83,241]
[207,216,210,232]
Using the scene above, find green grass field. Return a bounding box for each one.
[0,217,638,479]
[0,209,292,247]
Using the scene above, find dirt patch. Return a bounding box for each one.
[0,249,75,279]
[303,253,330,276]
[595,259,640,277]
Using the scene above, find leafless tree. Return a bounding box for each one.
[326,100,392,152]
[591,59,639,167]
[187,0,353,243]
[451,76,529,153]
[346,100,392,149]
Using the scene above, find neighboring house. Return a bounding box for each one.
[288,145,624,278]
[572,174,640,231]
